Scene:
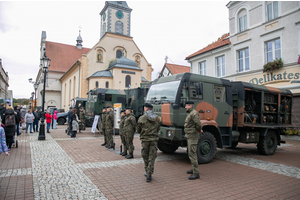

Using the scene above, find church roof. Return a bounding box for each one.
[141,76,149,82]
[46,41,90,72]
[108,55,142,71]
[186,33,231,60]
[100,1,132,15]
[88,70,113,79]
[163,63,190,75]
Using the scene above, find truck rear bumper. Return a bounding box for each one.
[158,126,183,141]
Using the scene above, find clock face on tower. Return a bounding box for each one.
[116,10,124,19]
[103,13,106,21]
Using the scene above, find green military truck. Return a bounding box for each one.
[85,88,126,127]
[145,73,293,164]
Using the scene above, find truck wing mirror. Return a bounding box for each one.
[195,83,202,95]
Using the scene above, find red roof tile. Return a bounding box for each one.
[186,33,231,60]
[163,63,190,75]
[46,41,90,72]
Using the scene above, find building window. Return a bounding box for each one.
[115,21,123,34]
[267,1,278,21]
[116,50,122,58]
[125,75,131,88]
[135,55,140,67]
[239,15,247,32]
[216,55,225,77]
[105,81,109,88]
[238,48,250,72]
[198,61,206,75]
[266,38,281,63]
[95,81,99,88]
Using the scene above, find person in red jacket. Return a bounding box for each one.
[45,110,52,133]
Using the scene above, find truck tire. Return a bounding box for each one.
[196,131,217,164]
[57,118,65,125]
[257,130,278,155]
[157,140,179,154]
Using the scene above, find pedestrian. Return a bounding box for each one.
[101,107,107,146]
[119,110,126,155]
[53,109,57,129]
[20,107,27,130]
[67,107,73,135]
[14,106,22,135]
[24,109,34,133]
[0,123,9,187]
[45,110,52,133]
[32,108,40,132]
[71,108,79,138]
[184,101,202,180]
[136,103,160,182]
[105,106,114,149]
[124,107,136,159]
[79,107,85,132]
[2,107,18,151]
[0,103,6,120]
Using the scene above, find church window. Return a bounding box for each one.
[116,50,122,58]
[97,49,103,62]
[135,55,140,67]
[125,75,131,88]
[106,81,109,88]
[95,81,99,88]
[103,23,106,34]
[115,21,123,35]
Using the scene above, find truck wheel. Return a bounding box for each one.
[197,131,217,164]
[257,130,278,155]
[157,140,179,154]
[57,118,65,125]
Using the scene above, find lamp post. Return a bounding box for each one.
[31,92,35,110]
[28,79,40,109]
[38,52,51,141]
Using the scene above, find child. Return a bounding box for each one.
[71,109,79,138]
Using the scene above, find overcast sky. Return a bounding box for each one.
[0,0,229,99]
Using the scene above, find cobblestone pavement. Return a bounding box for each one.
[0,125,299,199]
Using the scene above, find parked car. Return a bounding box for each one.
[57,112,68,125]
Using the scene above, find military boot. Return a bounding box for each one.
[125,153,134,159]
[121,151,127,156]
[105,144,109,148]
[188,173,200,180]
[186,169,193,174]
[146,175,152,182]
[101,143,106,146]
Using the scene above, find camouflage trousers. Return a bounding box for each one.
[125,132,134,153]
[120,134,127,152]
[187,139,199,174]
[102,128,106,144]
[141,141,158,176]
[106,129,113,146]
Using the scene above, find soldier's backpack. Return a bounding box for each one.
[5,115,16,126]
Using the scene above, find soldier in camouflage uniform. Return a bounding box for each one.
[119,110,126,155]
[136,103,160,182]
[79,107,86,133]
[124,107,137,159]
[101,107,107,146]
[184,101,202,180]
[105,106,114,149]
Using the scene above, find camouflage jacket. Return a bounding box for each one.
[137,110,160,142]
[123,113,136,135]
[184,108,202,140]
[105,111,114,130]
[79,110,85,121]
[119,116,125,136]
[101,112,107,129]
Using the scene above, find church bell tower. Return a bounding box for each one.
[99,1,132,39]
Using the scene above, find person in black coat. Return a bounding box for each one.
[0,103,6,120]
[14,106,22,135]
[2,107,19,151]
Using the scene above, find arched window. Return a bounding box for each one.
[95,81,99,88]
[238,9,247,32]
[73,76,76,98]
[115,21,123,34]
[135,55,140,67]
[125,75,131,88]
[105,81,109,88]
[116,50,122,58]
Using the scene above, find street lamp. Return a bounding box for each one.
[28,78,40,108]
[31,92,35,110]
[38,52,51,141]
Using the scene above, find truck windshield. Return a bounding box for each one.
[146,81,180,103]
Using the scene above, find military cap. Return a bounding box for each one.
[102,106,106,109]
[185,101,194,105]
[126,107,132,110]
[144,103,153,108]
[120,110,125,113]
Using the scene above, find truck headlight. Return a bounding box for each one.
[167,130,172,137]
